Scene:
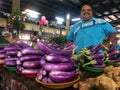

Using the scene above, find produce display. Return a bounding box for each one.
[72,44,120,72]
[36,41,79,83]
[1,36,120,90]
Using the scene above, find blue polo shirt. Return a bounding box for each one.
[67,17,116,54]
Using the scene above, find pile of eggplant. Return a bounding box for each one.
[72,44,120,69]
[36,41,79,83]
[1,40,79,83]
[15,41,45,78]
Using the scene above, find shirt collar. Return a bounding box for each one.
[78,17,95,24]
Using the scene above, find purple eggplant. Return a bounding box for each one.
[108,51,116,57]
[37,69,44,80]
[21,48,44,56]
[0,50,5,53]
[45,54,71,63]
[5,57,19,61]
[42,76,48,83]
[5,60,17,66]
[92,63,106,68]
[47,78,54,83]
[86,53,104,60]
[0,54,6,59]
[43,63,77,71]
[49,70,78,83]
[37,41,72,56]
[39,56,46,66]
[4,46,21,51]
[20,55,42,62]
[95,59,104,65]
[16,60,22,65]
[108,46,116,53]
[16,65,24,72]
[90,44,103,53]
[109,58,120,63]
[87,45,94,50]
[6,50,19,56]
[17,51,22,57]
[21,68,39,74]
[16,41,33,49]
[22,60,41,69]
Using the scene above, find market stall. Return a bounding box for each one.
[1,36,120,90]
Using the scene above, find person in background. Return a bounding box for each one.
[31,32,39,43]
[67,4,117,54]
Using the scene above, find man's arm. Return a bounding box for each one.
[103,32,117,47]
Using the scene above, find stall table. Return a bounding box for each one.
[0,67,79,90]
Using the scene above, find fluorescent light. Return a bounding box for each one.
[103,11,110,15]
[95,13,102,16]
[22,9,40,18]
[66,13,70,20]
[104,17,112,22]
[55,17,64,22]
[118,15,120,18]
[55,17,64,24]
[108,15,117,20]
[111,8,118,13]
[71,18,80,21]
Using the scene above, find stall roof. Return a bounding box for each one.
[0,0,120,26]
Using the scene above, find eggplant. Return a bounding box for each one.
[20,55,42,62]
[45,54,71,63]
[21,68,39,74]
[47,78,54,83]
[39,56,46,66]
[37,41,72,56]
[96,59,104,65]
[37,69,44,80]
[0,54,6,59]
[90,44,103,53]
[16,41,33,49]
[16,60,22,65]
[22,60,41,69]
[21,48,44,56]
[5,57,19,61]
[16,65,24,72]
[49,70,78,83]
[108,46,116,53]
[109,59,120,63]
[87,45,94,50]
[92,63,106,68]
[43,63,77,71]
[5,60,17,66]
[42,76,48,83]
[108,51,116,57]
[17,51,22,57]
[86,53,104,60]
[4,46,21,51]
[109,55,117,60]
[6,50,19,56]
[38,68,47,76]
[60,43,74,49]
[0,50,5,53]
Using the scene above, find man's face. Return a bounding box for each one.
[80,5,93,22]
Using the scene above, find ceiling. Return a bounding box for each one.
[0,0,120,26]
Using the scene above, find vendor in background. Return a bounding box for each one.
[67,4,117,54]
[31,32,39,44]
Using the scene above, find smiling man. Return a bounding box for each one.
[67,4,117,54]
